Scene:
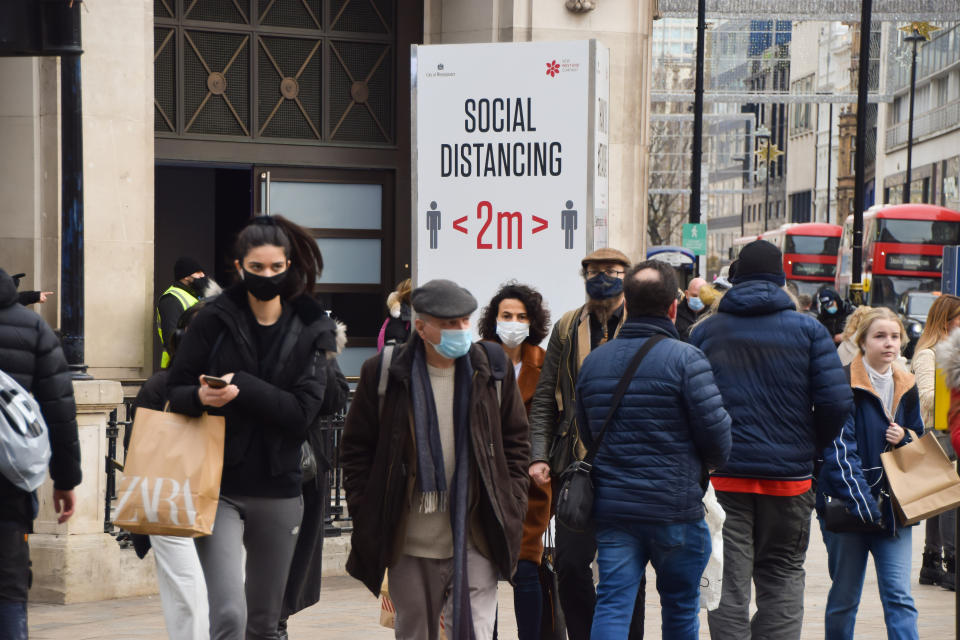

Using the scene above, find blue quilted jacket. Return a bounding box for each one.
[576,317,731,524]
[690,280,853,481]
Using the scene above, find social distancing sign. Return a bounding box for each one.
[412,40,609,341]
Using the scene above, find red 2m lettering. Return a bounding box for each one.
[477,201,493,249]
[498,211,522,249]
[476,201,523,250]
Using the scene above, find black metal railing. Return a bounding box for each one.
[105,398,134,543]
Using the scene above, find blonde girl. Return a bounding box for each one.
[816,307,923,639]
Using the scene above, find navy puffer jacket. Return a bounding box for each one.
[690,280,852,481]
[576,318,731,525]
[816,356,923,536]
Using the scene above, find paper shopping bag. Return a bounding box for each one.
[880,431,960,526]
[113,408,225,536]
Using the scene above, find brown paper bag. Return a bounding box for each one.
[113,408,225,537]
[880,431,960,526]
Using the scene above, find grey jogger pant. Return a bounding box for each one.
[195,494,303,640]
[707,489,815,640]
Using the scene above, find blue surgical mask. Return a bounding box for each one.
[687,296,704,312]
[826,303,838,315]
[430,329,473,359]
[585,273,624,300]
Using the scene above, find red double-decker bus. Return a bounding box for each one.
[836,204,960,308]
[762,223,842,297]
[733,223,842,296]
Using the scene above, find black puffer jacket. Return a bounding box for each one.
[0,268,82,525]
[167,284,338,498]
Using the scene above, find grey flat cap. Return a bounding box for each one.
[411,279,477,318]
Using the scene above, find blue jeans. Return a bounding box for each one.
[592,520,710,640]
[819,519,918,640]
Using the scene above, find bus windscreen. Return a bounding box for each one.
[877,219,960,245]
[784,235,840,256]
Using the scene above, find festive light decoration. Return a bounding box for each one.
[754,140,784,164]
[898,21,940,40]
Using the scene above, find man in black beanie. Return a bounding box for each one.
[689,240,853,639]
[155,257,207,368]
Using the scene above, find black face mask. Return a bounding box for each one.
[241,269,287,301]
[190,276,209,295]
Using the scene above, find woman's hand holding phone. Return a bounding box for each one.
[198,372,239,407]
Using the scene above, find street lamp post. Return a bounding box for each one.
[903,28,923,203]
[900,22,938,203]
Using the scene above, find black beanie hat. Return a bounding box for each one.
[732,240,785,286]
[174,256,203,280]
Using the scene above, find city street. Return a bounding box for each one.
[29,516,955,639]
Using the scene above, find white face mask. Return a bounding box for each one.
[496,320,530,348]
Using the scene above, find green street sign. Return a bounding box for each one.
[682,223,707,256]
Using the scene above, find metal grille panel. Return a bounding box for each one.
[331,0,392,34]
[155,0,175,18]
[329,41,392,142]
[154,27,177,132]
[258,36,323,139]
[156,0,395,144]
[185,0,249,24]
[260,0,323,30]
[184,30,250,136]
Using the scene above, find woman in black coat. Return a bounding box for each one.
[167,215,338,640]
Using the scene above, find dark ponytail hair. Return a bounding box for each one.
[234,215,323,299]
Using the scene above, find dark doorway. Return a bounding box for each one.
[153,165,252,371]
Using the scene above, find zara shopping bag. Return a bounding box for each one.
[113,407,225,536]
[880,431,960,526]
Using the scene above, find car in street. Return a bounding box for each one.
[898,291,939,360]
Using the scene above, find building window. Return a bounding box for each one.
[790,75,814,133]
[789,190,812,223]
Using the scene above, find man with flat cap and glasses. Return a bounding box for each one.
[340,279,530,640]
[528,247,648,640]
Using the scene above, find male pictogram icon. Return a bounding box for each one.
[426,201,441,249]
[561,200,577,250]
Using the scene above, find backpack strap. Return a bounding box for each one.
[377,345,394,415]
[583,334,667,466]
[478,341,508,407]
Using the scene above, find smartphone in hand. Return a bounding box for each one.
[201,375,229,389]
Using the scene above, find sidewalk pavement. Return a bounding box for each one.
[29,515,956,639]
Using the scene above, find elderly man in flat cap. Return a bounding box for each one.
[340,279,530,640]
[529,247,647,639]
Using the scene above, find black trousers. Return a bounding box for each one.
[0,521,29,603]
[555,518,645,640]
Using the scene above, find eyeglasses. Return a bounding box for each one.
[586,268,625,278]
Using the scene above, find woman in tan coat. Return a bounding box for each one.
[911,294,960,590]
[479,282,552,640]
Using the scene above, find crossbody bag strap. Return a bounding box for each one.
[583,334,667,466]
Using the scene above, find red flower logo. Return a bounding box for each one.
[545,60,560,77]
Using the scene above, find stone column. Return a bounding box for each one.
[29,379,157,604]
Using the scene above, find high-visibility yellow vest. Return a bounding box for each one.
[156,285,199,368]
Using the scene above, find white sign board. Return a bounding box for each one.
[412,40,608,342]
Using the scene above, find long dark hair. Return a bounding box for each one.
[234,215,323,299]
[478,282,550,346]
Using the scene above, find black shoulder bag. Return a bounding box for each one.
[555,334,667,531]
